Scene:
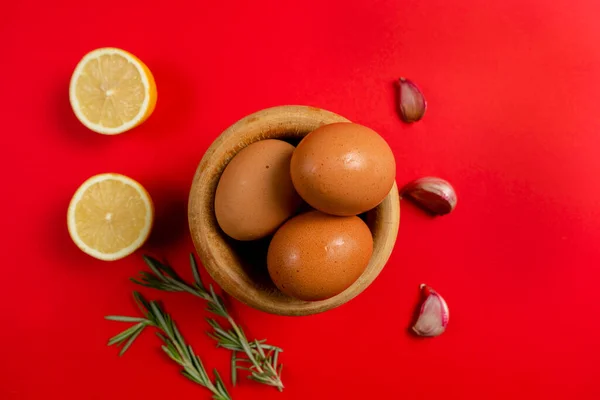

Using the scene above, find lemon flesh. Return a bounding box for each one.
[69,48,156,135]
[67,173,153,261]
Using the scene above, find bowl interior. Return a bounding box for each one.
[188,105,400,316]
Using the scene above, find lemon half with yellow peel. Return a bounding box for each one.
[67,173,154,261]
[69,48,157,135]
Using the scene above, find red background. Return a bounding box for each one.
[2,0,600,398]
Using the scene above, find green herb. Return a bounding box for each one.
[106,292,232,400]
[132,254,285,392]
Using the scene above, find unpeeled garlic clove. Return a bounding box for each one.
[412,284,449,337]
[397,77,427,123]
[401,177,457,216]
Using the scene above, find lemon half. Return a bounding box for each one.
[67,173,154,261]
[69,47,157,135]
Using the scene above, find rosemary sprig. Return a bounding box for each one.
[132,254,285,392]
[106,292,232,400]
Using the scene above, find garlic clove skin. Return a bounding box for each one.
[397,77,427,123]
[412,284,449,337]
[401,177,457,216]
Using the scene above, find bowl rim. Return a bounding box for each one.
[188,105,400,316]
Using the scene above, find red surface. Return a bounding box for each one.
[2,0,600,399]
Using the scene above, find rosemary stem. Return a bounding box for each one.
[228,316,264,373]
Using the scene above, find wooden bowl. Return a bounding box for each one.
[188,105,400,316]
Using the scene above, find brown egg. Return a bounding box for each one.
[215,139,302,241]
[267,210,373,301]
[290,122,396,216]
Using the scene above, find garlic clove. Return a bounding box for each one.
[401,177,457,216]
[397,77,427,123]
[412,284,449,337]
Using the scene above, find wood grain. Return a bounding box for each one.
[188,105,400,316]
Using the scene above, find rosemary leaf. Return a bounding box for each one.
[273,350,279,370]
[161,345,180,364]
[150,301,170,333]
[107,322,145,346]
[254,339,266,359]
[258,344,283,352]
[190,254,205,290]
[206,319,237,343]
[143,256,167,279]
[133,291,152,315]
[214,368,229,398]
[160,337,181,362]
[181,369,203,385]
[119,324,145,356]
[231,351,237,386]
[104,315,147,323]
